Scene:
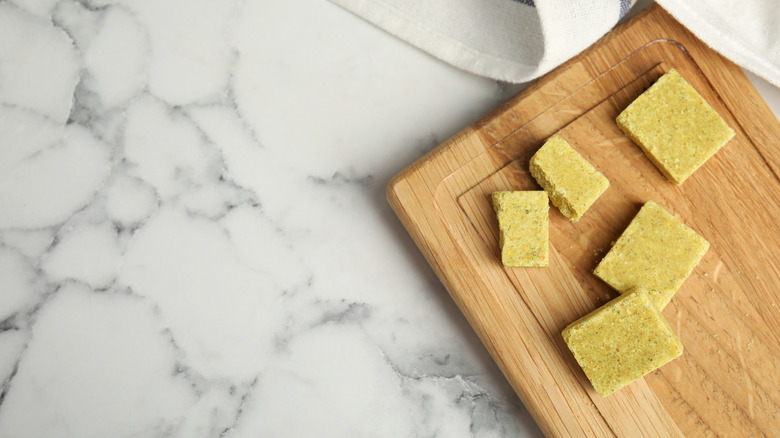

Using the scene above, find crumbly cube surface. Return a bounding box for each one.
[594,201,709,309]
[492,191,549,267]
[562,289,683,397]
[616,68,735,185]
[530,135,609,221]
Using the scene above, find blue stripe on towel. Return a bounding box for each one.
[512,0,535,7]
[619,0,632,17]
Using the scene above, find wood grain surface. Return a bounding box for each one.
[387,5,780,437]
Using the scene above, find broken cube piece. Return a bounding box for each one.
[530,135,609,221]
[492,191,549,267]
[616,68,735,185]
[594,201,709,309]
[562,288,684,397]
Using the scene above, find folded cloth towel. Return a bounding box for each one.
[655,0,780,88]
[330,0,780,88]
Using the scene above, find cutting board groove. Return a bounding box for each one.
[388,5,780,437]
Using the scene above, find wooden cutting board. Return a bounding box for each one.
[387,5,780,437]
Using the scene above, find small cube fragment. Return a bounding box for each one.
[492,191,549,267]
[530,135,609,221]
[617,68,735,185]
[594,201,709,309]
[562,289,683,397]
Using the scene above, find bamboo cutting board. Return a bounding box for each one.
[387,5,780,437]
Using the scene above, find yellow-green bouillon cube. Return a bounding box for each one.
[530,135,609,221]
[562,289,683,397]
[594,201,709,309]
[492,191,549,267]
[616,68,735,185]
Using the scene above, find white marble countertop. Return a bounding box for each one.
[1,1,779,437]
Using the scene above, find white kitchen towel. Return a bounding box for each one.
[330,0,780,88]
[655,0,780,88]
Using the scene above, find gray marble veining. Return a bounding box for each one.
[0,0,542,436]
